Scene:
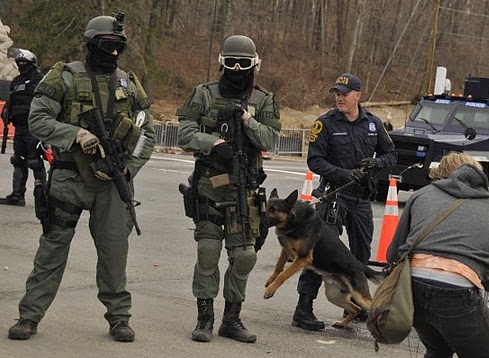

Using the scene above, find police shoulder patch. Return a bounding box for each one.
[309,120,323,143]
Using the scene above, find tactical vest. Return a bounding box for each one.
[58,61,142,188]
[9,69,44,127]
[196,81,268,173]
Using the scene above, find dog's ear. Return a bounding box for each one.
[270,188,278,199]
[285,189,299,209]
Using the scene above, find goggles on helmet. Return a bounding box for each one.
[97,38,127,54]
[218,54,260,71]
[88,38,127,54]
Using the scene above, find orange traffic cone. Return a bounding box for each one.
[376,177,399,263]
[299,171,314,202]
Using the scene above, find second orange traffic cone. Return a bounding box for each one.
[300,171,314,202]
[376,177,399,263]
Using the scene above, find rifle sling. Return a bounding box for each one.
[84,64,117,132]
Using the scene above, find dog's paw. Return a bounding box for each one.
[263,286,276,299]
[332,321,347,329]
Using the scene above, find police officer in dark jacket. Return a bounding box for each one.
[292,73,397,330]
[0,49,46,206]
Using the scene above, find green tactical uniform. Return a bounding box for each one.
[17,60,156,326]
[177,81,281,302]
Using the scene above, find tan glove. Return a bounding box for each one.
[95,170,113,181]
[94,167,127,181]
[76,128,99,155]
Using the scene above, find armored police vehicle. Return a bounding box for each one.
[375,76,489,201]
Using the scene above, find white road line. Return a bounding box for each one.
[149,156,315,177]
[150,156,195,164]
[157,169,189,174]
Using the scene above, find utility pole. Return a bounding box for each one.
[426,0,441,93]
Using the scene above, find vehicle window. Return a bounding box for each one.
[450,104,489,130]
[412,102,451,125]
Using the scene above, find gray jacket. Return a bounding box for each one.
[386,164,489,290]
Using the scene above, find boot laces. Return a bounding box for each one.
[196,315,212,330]
[233,317,247,330]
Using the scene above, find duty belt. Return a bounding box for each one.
[52,160,79,172]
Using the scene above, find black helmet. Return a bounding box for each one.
[218,35,261,73]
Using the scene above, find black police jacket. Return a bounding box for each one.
[307,106,397,186]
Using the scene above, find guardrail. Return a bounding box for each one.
[154,121,311,157]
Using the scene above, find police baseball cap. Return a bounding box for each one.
[329,73,361,93]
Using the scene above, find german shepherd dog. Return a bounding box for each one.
[264,189,383,328]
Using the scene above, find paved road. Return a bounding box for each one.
[0,148,426,358]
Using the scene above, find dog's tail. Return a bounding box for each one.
[363,265,385,284]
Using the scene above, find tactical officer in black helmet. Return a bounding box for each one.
[0,49,46,206]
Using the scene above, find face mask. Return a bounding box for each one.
[218,68,254,98]
[16,61,32,74]
[86,43,119,73]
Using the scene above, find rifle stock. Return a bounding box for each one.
[80,108,142,235]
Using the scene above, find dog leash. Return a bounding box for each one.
[312,179,357,205]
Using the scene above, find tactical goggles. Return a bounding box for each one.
[218,54,260,71]
[93,38,127,54]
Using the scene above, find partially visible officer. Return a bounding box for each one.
[292,73,397,330]
[0,49,46,206]
[7,13,155,342]
[177,35,281,343]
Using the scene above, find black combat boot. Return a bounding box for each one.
[292,294,325,331]
[218,301,256,343]
[0,194,25,206]
[192,298,214,342]
[8,319,38,340]
[109,321,135,342]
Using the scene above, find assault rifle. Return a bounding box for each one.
[79,108,142,235]
[215,109,254,247]
[1,96,11,154]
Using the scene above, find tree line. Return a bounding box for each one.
[1,0,488,109]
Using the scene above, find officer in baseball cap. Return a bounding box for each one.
[291,73,397,330]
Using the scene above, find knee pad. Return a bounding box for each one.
[10,154,26,168]
[196,239,222,276]
[231,246,257,280]
[27,157,44,171]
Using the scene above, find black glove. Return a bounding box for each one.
[214,142,234,163]
[255,219,269,253]
[347,168,366,183]
[217,103,244,123]
[358,157,377,170]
